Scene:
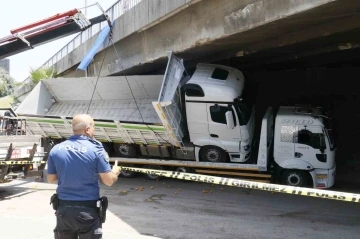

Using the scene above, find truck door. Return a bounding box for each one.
[206,103,240,153]
[294,125,327,168]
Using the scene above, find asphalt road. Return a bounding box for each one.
[1,175,359,239]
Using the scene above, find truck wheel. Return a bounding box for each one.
[281,170,309,187]
[175,167,194,174]
[200,146,227,163]
[120,170,138,178]
[41,163,49,183]
[102,143,111,155]
[114,144,137,158]
[175,167,194,183]
[120,164,138,178]
[144,165,164,180]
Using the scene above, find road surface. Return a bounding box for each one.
[0,175,359,239]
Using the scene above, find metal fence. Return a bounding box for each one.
[21,0,142,84]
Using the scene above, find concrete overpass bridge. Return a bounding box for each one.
[11,0,360,187]
[14,0,360,99]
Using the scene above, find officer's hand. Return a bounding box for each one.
[112,160,121,176]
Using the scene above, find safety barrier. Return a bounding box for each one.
[2,161,359,203]
[120,166,360,203]
[0,161,46,165]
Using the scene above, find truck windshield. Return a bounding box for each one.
[323,118,336,151]
[234,101,253,126]
[233,78,256,126]
[325,128,335,150]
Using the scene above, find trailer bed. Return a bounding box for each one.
[16,75,164,123]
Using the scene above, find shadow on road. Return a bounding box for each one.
[100,174,360,239]
[0,178,55,201]
[2,174,359,239]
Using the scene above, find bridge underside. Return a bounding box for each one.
[73,0,360,78]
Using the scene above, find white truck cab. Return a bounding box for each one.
[274,106,336,188]
[183,63,255,163]
[181,62,336,188]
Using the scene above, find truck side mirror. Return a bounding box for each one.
[225,111,235,129]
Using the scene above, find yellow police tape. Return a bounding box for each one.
[0,160,47,165]
[120,166,360,203]
[2,161,359,203]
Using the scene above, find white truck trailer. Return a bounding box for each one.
[14,52,336,188]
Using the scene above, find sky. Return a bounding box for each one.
[0,0,115,82]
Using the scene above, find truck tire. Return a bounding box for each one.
[120,170,138,178]
[41,163,49,183]
[175,167,194,183]
[102,143,111,155]
[175,167,195,174]
[281,170,309,187]
[200,146,227,163]
[119,164,138,178]
[144,165,164,180]
[114,144,137,158]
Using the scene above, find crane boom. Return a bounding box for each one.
[0,4,111,59]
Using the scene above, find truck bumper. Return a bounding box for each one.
[311,165,336,189]
[229,150,251,163]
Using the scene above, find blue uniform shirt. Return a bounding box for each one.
[47,135,112,201]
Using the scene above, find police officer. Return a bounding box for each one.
[46,114,121,239]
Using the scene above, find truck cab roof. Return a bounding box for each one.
[184,63,245,103]
[276,106,326,127]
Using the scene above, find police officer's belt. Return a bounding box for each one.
[59,199,98,208]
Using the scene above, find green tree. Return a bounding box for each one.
[0,67,16,97]
[29,66,58,84]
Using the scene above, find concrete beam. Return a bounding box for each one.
[85,0,360,77]
[55,0,360,80]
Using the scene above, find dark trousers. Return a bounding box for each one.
[54,205,103,239]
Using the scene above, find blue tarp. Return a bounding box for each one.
[77,21,114,71]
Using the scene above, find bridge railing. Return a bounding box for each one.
[19,0,142,86]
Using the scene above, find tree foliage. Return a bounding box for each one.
[30,66,58,84]
[0,68,16,97]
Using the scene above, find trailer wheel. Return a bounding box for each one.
[281,170,309,187]
[175,167,194,174]
[114,144,137,158]
[102,143,111,155]
[175,167,194,183]
[120,170,138,178]
[119,164,138,178]
[41,163,49,183]
[144,165,164,180]
[200,146,227,163]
